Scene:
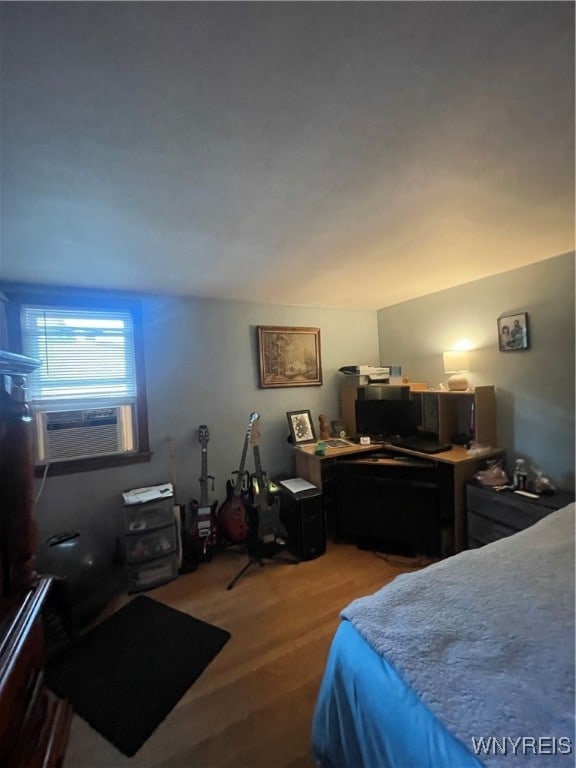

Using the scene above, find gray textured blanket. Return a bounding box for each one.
[342,503,575,767]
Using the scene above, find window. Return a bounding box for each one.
[4,286,150,476]
[21,306,138,403]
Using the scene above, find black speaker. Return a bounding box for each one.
[272,482,325,561]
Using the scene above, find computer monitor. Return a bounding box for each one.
[355,398,418,438]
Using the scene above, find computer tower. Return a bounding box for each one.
[273,482,325,561]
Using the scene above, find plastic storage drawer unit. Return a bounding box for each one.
[123,497,178,592]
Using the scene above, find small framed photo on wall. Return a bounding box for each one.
[498,312,529,351]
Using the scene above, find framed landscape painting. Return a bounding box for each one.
[257,326,322,388]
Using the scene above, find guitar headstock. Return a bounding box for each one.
[198,425,210,447]
[246,411,260,436]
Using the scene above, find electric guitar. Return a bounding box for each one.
[188,425,218,561]
[217,412,259,544]
[249,418,286,556]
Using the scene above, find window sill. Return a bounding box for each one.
[33,451,153,478]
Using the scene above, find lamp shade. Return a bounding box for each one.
[443,350,470,374]
[443,350,470,391]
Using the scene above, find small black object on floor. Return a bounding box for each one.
[46,595,230,757]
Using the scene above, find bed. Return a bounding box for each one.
[312,502,575,767]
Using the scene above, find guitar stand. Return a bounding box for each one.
[226,544,299,590]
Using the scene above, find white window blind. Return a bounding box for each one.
[21,305,137,403]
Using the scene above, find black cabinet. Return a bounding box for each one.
[336,459,441,556]
[276,485,326,561]
[466,482,574,548]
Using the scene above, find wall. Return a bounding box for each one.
[12,252,575,584]
[377,252,575,492]
[29,296,378,559]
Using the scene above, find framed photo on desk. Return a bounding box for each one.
[287,410,316,445]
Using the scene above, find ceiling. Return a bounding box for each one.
[1,2,574,310]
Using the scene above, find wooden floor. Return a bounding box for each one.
[63,541,426,768]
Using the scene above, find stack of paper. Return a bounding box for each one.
[339,365,391,376]
[279,478,318,494]
[122,483,174,505]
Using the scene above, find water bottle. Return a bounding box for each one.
[513,459,528,491]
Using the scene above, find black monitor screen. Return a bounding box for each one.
[355,399,418,438]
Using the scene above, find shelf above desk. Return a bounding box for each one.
[340,384,496,448]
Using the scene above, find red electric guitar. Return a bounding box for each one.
[188,425,218,561]
[217,412,259,544]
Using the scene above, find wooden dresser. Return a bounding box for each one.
[0,350,72,768]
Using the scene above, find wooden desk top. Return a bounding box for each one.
[295,441,504,466]
[382,444,504,465]
[295,442,380,459]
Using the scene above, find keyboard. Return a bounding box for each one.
[388,435,452,454]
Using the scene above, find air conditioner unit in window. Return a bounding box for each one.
[33,405,136,463]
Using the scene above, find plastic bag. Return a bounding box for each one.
[474,458,510,487]
[531,465,555,494]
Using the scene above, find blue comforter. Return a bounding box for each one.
[341,503,575,767]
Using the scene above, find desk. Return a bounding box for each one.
[294,442,505,554]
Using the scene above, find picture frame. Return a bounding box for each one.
[498,312,529,352]
[257,326,322,388]
[286,409,316,445]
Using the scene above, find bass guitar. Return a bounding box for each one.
[249,418,287,557]
[188,425,218,561]
[217,411,259,544]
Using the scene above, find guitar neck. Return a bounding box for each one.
[197,425,212,509]
[232,412,259,497]
[199,446,209,507]
[252,445,267,489]
[233,435,250,496]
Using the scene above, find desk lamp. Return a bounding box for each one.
[443,350,470,391]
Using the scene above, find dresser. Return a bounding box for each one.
[466,481,575,548]
[0,350,72,768]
